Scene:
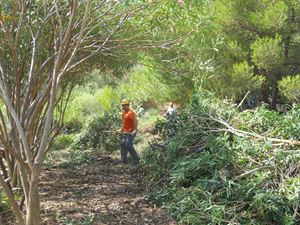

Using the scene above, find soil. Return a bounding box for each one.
[37,156,176,225]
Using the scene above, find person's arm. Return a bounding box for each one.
[115,128,122,134]
[132,112,138,135]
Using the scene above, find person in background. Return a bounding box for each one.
[116,99,140,164]
[163,102,178,136]
[166,102,177,117]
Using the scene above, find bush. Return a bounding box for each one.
[52,134,75,150]
[62,119,83,134]
[58,149,94,168]
[75,110,121,152]
[279,74,300,102]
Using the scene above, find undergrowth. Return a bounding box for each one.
[143,91,300,225]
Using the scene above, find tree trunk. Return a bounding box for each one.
[270,72,281,110]
[25,165,41,225]
[260,81,269,105]
[270,81,279,110]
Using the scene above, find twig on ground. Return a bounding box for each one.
[234,166,273,180]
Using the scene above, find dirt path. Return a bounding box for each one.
[39,156,176,225]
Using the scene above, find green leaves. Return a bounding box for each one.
[199,0,300,103]
[228,61,264,99]
[251,35,284,73]
[143,92,300,224]
[249,1,288,32]
[75,111,121,152]
[251,191,290,223]
[279,74,300,102]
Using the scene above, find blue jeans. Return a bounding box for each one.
[120,133,140,162]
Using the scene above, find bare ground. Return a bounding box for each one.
[38,156,176,225]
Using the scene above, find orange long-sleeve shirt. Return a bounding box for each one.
[122,109,137,133]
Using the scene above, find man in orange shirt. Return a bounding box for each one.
[116,99,140,163]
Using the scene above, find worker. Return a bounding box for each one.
[165,102,177,117]
[116,99,140,164]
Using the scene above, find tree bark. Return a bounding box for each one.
[260,81,269,105]
[25,165,41,225]
[270,72,281,110]
[270,81,279,110]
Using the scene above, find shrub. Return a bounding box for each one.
[75,110,121,152]
[52,134,75,150]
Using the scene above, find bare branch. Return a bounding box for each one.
[64,13,129,75]
[0,175,25,225]
[57,0,92,82]
[0,76,33,167]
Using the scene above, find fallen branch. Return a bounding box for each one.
[212,118,300,146]
[234,166,273,180]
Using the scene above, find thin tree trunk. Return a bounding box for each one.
[26,165,41,225]
[12,161,18,187]
[270,72,281,110]
[270,82,279,110]
[260,81,269,105]
[4,151,14,184]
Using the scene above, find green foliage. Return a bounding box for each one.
[75,110,120,152]
[190,0,300,103]
[119,65,179,104]
[1,191,22,213]
[49,80,123,165]
[249,1,288,32]
[52,134,75,150]
[58,149,93,168]
[97,85,120,112]
[279,74,300,102]
[64,87,102,125]
[250,191,291,223]
[1,192,10,212]
[233,105,300,140]
[126,0,216,103]
[227,61,264,99]
[143,92,300,224]
[251,35,284,73]
[63,119,83,134]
